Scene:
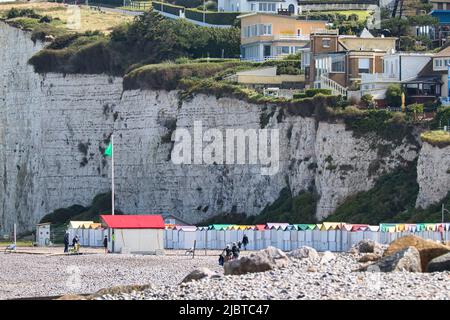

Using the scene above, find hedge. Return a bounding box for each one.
[152,1,185,16]
[81,0,125,6]
[152,1,238,25]
[185,8,239,25]
[297,0,378,3]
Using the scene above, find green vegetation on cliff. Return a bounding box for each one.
[326,163,450,224]
[40,192,116,225]
[23,10,240,75]
[421,130,450,148]
[199,188,318,225]
[39,192,119,242]
[203,163,449,225]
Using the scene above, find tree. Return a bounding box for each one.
[380,18,409,37]
[407,103,424,121]
[385,84,402,108]
[360,94,375,109]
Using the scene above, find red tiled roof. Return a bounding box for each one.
[100,215,165,229]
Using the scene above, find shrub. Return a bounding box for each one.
[430,106,450,130]
[6,8,41,19]
[407,103,424,121]
[385,84,402,108]
[360,94,374,108]
[304,88,332,97]
[123,62,241,91]
[324,163,419,224]
[243,188,318,224]
[29,10,241,75]
[261,60,302,75]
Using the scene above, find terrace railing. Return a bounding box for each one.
[320,74,347,96]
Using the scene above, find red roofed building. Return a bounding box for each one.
[101,215,165,254]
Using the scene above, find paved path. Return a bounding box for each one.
[86,4,144,16]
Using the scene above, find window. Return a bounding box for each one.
[251,24,257,37]
[435,59,444,68]
[276,46,290,55]
[331,55,345,72]
[297,29,302,36]
[358,58,370,74]
[251,3,256,11]
[322,38,331,48]
[256,24,272,35]
[438,3,444,9]
[269,3,276,11]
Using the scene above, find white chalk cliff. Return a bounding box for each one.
[0,23,447,233]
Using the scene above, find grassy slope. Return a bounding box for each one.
[0,2,132,34]
[321,10,372,21]
[421,130,450,148]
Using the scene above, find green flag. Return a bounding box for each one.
[104,142,112,157]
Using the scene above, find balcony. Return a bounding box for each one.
[360,73,399,83]
[273,34,310,41]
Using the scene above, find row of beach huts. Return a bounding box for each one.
[36,215,450,254]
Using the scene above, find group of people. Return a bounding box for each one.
[63,233,109,253]
[63,232,80,253]
[218,234,249,266]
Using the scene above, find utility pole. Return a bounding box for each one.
[203,0,206,24]
[14,223,16,251]
[442,204,449,243]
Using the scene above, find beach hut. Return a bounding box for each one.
[101,215,165,254]
[36,223,51,246]
[67,221,105,247]
[175,226,197,249]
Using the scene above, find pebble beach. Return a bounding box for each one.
[1,247,449,300]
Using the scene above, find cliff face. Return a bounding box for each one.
[415,142,450,209]
[0,23,446,233]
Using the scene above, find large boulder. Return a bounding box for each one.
[384,235,450,271]
[350,239,383,254]
[320,251,336,264]
[224,246,289,275]
[426,252,450,272]
[288,246,319,262]
[181,268,221,283]
[358,253,381,263]
[366,246,421,272]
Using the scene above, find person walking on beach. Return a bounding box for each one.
[242,234,249,250]
[224,244,232,262]
[103,235,108,254]
[63,232,70,253]
[72,235,79,247]
[231,242,240,259]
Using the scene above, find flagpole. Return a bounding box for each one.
[111,133,115,216]
[111,133,115,253]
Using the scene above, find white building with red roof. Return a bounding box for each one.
[101,215,165,254]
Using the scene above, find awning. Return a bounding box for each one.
[100,215,165,229]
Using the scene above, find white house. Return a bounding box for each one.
[101,215,165,254]
[218,0,298,14]
[360,52,433,101]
